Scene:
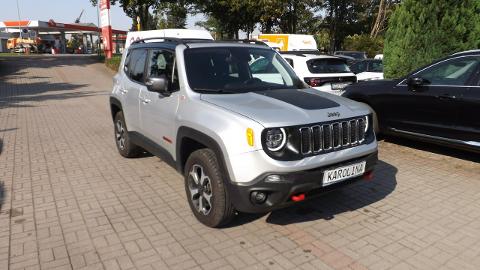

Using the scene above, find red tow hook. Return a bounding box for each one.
[363,171,374,181]
[291,193,306,202]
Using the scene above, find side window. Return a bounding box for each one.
[284,58,294,68]
[369,61,383,72]
[129,49,147,83]
[148,49,179,91]
[416,56,480,86]
[350,61,366,74]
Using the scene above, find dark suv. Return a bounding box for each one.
[343,50,480,152]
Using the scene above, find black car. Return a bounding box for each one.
[343,50,480,152]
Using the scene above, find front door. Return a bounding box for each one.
[122,48,147,132]
[139,49,180,153]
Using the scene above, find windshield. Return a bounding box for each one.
[184,47,305,93]
[307,58,352,74]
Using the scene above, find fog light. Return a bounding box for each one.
[251,191,267,204]
[363,171,374,181]
[265,175,282,183]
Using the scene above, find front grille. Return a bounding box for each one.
[299,117,367,155]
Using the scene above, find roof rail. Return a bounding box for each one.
[130,37,214,48]
[222,39,269,46]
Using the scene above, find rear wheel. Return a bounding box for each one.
[184,149,235,227]
[114,111,141,158]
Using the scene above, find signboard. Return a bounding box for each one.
[100,0,113,58]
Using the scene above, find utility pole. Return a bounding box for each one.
[16,0,22,36]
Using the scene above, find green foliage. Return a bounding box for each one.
[105,55,122,71]
[343,34,384,57]
[156,0,188,29]
[384,0,480,79]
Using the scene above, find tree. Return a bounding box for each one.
[343,34,383,57]
[156,0,189,29]
[370,0,400,38]
[90,0,168,30]
[320,0,372,52]
[384,0,480,78]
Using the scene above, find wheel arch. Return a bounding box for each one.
[109,97,123,121]
[176,127,230,181]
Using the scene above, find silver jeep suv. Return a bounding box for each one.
[110,38,378,227]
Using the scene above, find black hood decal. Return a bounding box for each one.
[254,89,340,110]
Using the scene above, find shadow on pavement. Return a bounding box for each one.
[0,56,103,107]
[228,160,397,227]
[383,136,480,163]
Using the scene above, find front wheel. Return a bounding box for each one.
[184,149,235,227]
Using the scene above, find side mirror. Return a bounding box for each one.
[407,77,428,88]
[146,77,169,96]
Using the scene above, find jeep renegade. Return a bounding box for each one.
[110,38,378,227]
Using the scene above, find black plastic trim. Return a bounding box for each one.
[253,89,340,110]
[261,114,375,161]
[176,127,231,179]
[109,96,122,120]
[129,132,177,170]
[227,151,378,213]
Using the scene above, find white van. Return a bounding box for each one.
[257,34,317,51]
[125,29,214,48]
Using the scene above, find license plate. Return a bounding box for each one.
[331,82,351,90]
[322,161,366,186]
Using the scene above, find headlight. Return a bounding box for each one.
[265,128,286,151]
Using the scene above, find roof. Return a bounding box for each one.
[452,50,480,56]
[129,39,271,50]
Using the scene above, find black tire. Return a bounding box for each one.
[184,149,235,227]
[113,111,142,158]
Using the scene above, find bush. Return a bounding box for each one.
[343,34,384,58]
[105,55,122,71]
[384,0,480,79]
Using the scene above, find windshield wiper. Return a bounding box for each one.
[194,88,238,94]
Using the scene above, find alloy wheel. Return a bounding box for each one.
[188,164,213,215]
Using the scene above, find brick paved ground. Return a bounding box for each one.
[0,55,479,270]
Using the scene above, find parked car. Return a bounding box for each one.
[334,51,367,60]
[342,50,480,152]
[110,35,378,227]
[349,59,384,81]
[281,51,357,95]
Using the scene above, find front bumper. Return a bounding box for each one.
[227,151,378,213]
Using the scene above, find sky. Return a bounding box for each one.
[0,0,202,31]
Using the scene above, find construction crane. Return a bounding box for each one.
[75,9,85,23]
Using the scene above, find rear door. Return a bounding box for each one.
[456,58,480,144]
[122,49,148,132]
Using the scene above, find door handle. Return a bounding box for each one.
[437,94,456,100]
[140,97,151,104]
[119,89,128,94]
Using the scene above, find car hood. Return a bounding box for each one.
[200,88,370,127]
